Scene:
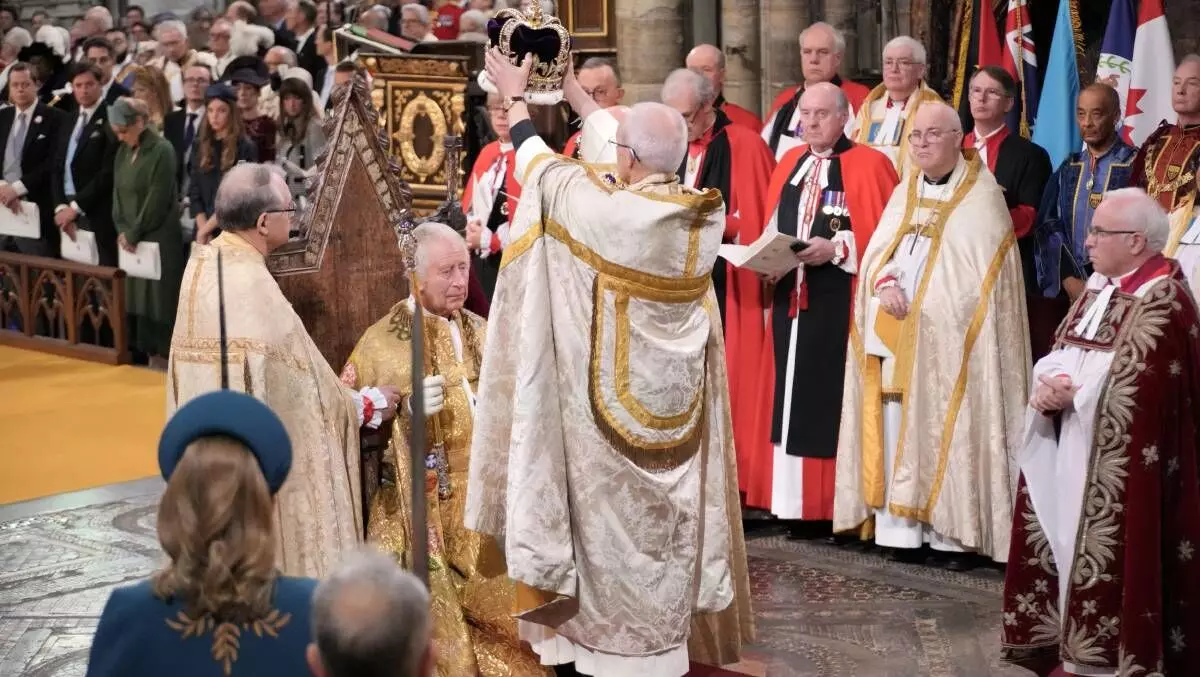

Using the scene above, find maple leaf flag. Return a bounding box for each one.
[1123,0,1176,146]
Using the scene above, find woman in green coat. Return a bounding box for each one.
[109,97,183,367]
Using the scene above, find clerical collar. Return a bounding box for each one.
[1108,254,1171,293]
[499,141,513,153]
[922,171,953,185]
[811,135,853,157]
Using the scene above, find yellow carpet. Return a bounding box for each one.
[0,346,165,504]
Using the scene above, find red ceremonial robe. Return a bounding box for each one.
[562,130,582,159]
[1001,256,1200,676]
[716,93,762,132]
[740,141,898,512]
[678,110,775,499]
[462,140,521,299]
[765,77,871,126]
[1131,121,1200,213]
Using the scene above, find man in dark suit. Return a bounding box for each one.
[53,37,132,116]
[52,62,121,266]
[287,0,324,84]
[163,64,212,191]
[1,63,69,259]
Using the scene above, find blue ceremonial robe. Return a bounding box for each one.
[85,576,317,677]
[1034,140,1137,297]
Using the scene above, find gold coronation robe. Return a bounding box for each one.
[466,124,753,672]
[834,154,1031,560]
[167,233,363,577]
[341,300,547,677]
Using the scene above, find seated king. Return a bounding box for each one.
[339,222,549,676]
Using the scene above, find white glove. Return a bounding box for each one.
[407,375,445,418]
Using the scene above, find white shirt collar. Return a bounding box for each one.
[185,103,206,116]
[13,103,35,119]
[78,102,100,120]
[972,124,1005,145]
[296,27,315,45]
[499,141,514,153]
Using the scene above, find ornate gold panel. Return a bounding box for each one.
[360,55,470,214]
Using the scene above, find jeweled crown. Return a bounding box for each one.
[484,4,571,105]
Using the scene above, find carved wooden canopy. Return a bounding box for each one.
[267,72,414,371]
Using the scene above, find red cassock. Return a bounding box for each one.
[683,114,776,499]
[718,97,763,132]
[1001,257,1200,677]
[765,78,871,125]
[562,130,582,159]
[739,142,897,513]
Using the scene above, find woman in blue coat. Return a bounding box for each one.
[86,386,316,677]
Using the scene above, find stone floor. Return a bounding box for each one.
[0,481,1028,676]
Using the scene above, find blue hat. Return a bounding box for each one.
[204,82,237,105]
[158,391,293,494]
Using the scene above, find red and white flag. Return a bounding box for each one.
[1123,0,1176,146]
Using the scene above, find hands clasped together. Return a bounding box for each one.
[1029,374,1078,414]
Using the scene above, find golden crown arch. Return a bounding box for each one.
[487,5,571,105]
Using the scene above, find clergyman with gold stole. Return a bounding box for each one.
[464,47,753,676]
[339,222,548,677]
[834,102,1030,570]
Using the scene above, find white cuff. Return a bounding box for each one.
[832,229,857,275]
[7,180,27,197]
[71,200,84,217]
[352,387,388,429]
[514,135,554,186]
[478,224,494,259]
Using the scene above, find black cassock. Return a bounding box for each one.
[769,137,854,459]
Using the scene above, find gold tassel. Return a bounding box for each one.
[1069,0,1085,75]
[952,0,975,111]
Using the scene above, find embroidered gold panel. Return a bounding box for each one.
[361,55,469,214]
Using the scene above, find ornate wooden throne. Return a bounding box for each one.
[266,70,413,373]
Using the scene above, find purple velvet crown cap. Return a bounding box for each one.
[486,15,563,64]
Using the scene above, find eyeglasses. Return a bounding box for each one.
[264,206,298,228]
[883,58,917,70]
[1087,226,1141,237]
[969,86,1010,101]
[608,139,639,164]
[907,128,955,144]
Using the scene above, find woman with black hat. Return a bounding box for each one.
[223,55,276,163]
[189,82,257,245]
[110,96,183,368]
[85,385,319,676]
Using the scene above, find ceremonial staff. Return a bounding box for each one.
[401,134,464,587]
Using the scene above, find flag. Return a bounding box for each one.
[1000,0,1039,135]
[953,0,1005,127]
[1095,0,1135,137]
[1123,0,1176,146]
[1032,0,1082,168]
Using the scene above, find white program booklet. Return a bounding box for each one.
[119,241,162,280]
[60,229,99,265]
[718,230,804,278]
[0,201,40,238]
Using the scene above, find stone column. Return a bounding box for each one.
[720,0,762,116]
[615,0,687,104]
[824,0,860,75]
[759,0,811,112]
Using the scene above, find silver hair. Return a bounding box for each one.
[311,548,431,677]
[1100,188,1170,252]
[267,46,298,66]
[460,9,488,32]
[213,163,288,231]
[154,19,189,42]
[618,102,688,175]
[884,35,927,65]
[401,4,431,26]
[413,222,468,281]
[85,6,115,32]
[361,8,389,31]
[1180,54,1200,69]
[579,56,622,86]
[662,67,715,109]
[799,22,846,55]
[3,27,32,52]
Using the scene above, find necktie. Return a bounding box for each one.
[3,111,27,184]
[183,112,198,151]
[64,112,88,196]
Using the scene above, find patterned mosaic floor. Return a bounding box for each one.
[0,484,1026,676]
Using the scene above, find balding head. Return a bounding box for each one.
[909,102,964,179]
[308,549,433,677]
[662,68,716,142]
[1087,188,1169,277]
[686,44,726,96]
[214,163,293,252]
[614,101,688,183]
[799,82,849,151]
[1077,83,1121,150]
[577,57,623,108]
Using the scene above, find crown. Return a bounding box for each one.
[479,4,572,105]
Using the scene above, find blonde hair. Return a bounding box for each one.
[151,436,278,623]
[129,65,173,128]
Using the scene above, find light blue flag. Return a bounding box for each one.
[1031,0,1082,168]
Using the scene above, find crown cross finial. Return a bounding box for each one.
[527,1,544,27]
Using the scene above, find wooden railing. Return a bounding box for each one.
[0,252,130,364]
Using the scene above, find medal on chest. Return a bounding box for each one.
[821,191,847,231]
